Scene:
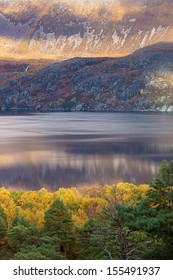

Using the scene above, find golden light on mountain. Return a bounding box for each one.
[0,0,173,60]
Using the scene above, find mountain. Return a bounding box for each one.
[1,1,173,112]
[1,42,173,112]
[0,0,173,60]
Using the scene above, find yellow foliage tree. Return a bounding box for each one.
[0,188,16,228]
[17,188,54,228]
[0,183,150,229]
[55,188,83,212]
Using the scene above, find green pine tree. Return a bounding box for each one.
[43,198,75,258]
[0,217,7,240]
[76,218,105,259]
[90,204,150,260]
[127,161,173,259]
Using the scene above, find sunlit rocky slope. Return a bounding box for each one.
[0,0,173,60]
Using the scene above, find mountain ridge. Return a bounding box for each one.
[1,42,173,112]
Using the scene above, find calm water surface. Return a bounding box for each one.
[0,112,173,190]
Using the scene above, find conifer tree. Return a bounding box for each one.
[128,161,173,259]
[0,205,7,224]
[91,203,150,260]
[44,198,75,258]
[76,218,104,259]
[0,205,7,240]
[0,217,7,240]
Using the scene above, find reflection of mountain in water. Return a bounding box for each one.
[0,138,173,190]
[0,112,173,190]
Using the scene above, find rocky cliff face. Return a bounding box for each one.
[1,43,173,112]
[1,0,173,60]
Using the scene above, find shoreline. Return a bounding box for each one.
[1,109,173,114]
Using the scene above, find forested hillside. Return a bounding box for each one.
[0,160,172,260]
[1,43,173,112]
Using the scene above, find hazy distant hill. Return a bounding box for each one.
[1,43,173,112]
[0,0,173,60]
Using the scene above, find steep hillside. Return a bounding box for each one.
[0,0,173,60]
[0,43,173,112]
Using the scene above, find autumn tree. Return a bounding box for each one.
[17,188,54,228]
[0,188,16,228]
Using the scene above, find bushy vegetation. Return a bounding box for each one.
[0,161,172,260]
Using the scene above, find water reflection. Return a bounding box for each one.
[0,112,173,190]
